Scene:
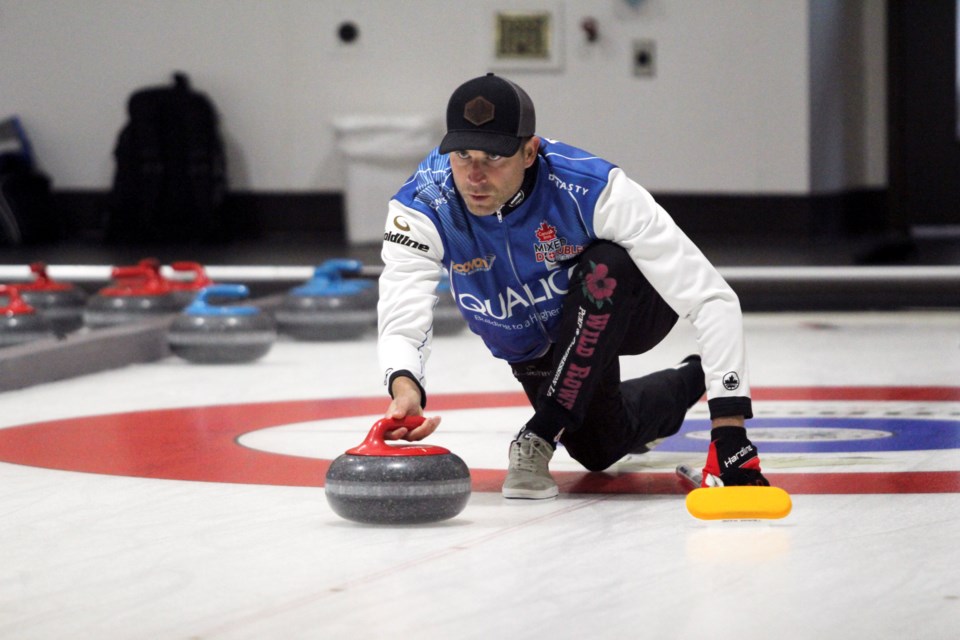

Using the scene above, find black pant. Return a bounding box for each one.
[510,241,704,471]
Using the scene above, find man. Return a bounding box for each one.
[377,73,768,499]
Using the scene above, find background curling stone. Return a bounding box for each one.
[0,285,56,348]
[83,264,181,329]
[131,258,206,308]
[168,284,276,364]
[325,416,472,525]
[432,275,466,336]
[165,261,215,307]
[18,262,87,334]
[275,259,377,341]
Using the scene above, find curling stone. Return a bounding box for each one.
[0,285,56,348]
[83,264,182,328]
[18,262,88,334]
[432,276,466,336]
[275,259,377,341]
[165,261,215,307]
[167,284,276,364]
[131,258,209,307]
[325,416,472,525]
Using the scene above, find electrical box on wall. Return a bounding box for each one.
[633,39,656,77]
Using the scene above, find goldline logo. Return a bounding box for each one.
[384,231,429,252]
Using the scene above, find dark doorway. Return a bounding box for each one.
[887,0,960,232]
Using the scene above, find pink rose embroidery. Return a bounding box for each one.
[582,261,616,308]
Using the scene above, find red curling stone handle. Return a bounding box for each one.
[346,416,451,457]
[0,285,36,314]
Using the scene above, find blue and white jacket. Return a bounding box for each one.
[378,138,751,419]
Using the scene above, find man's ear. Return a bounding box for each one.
[524,136,540,168]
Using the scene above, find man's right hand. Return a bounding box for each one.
[386,376,441,441]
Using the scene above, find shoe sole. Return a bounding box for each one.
[502,487,559,500]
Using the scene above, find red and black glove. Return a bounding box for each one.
[702,427,769,487]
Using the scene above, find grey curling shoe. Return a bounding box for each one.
[502,432,559,500]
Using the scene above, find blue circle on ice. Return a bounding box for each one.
[658,417,960,453]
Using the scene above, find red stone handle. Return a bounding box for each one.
[346,416,450,457]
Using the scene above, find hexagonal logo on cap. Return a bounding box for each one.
[464,96,495,126]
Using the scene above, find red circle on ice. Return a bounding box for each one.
[0,388,957,494]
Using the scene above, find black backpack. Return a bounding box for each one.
[0,116,61,246]
[105,72,227,243]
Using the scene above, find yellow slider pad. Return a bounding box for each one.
[685,486,793,520]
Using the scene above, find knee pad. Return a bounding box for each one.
[562,438,621,472]
[573,241,647,302]
[577,241,634,275]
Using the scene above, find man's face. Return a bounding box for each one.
[449,137,539,216]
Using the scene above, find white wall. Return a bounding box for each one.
[0,0,882,195]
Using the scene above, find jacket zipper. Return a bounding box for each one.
[496,207,551,342]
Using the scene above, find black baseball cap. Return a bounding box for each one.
[439,73,536,157]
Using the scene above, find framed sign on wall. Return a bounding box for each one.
[490,2,564,71]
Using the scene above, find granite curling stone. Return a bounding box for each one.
[325,417,472,525]
[275,259,377,341]
[18,262,87,334]
[167,284,276,364]
[0,285,56,348]
[83,264,182,328]
[129,258,211,308]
